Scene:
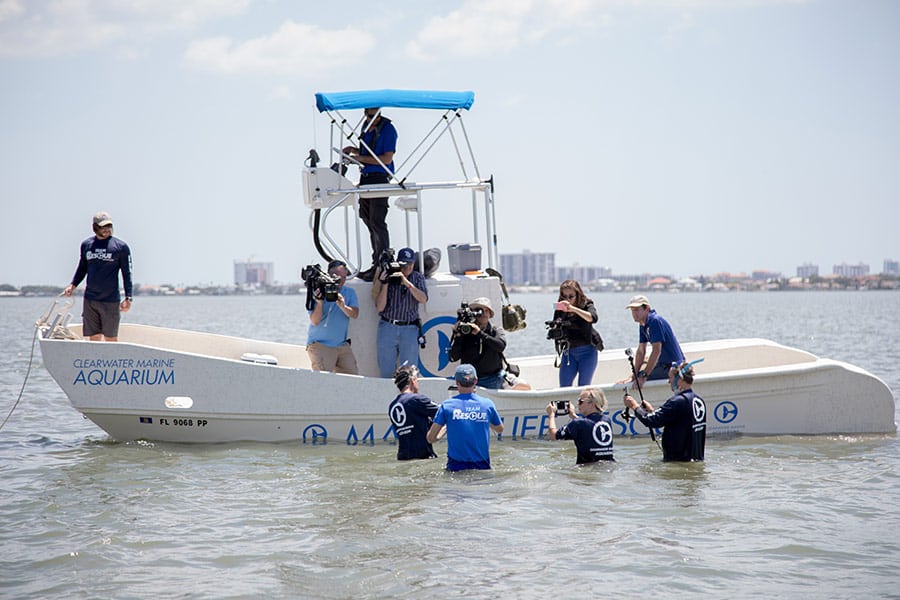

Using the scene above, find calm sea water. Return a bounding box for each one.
[1,291,898,599]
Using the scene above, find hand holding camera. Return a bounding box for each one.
[456,302,484,335]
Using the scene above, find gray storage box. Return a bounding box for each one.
[447,243,482,274]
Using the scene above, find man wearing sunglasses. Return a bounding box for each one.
[63,211,133,342]
[545,388,615,464]
[624,360,706,461]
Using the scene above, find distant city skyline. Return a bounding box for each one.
[1,1,898,287]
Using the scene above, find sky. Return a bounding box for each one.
[1,0,898,287]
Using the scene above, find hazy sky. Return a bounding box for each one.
[2,0,898,286]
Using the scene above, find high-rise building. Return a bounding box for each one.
[884,259,899,275]
[796,263,819,278]
[234,260,274,286]
[499,251,556,285]
[832,262,869,277]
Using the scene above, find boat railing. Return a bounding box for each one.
[35,295,78,340]
[303,89,497,276]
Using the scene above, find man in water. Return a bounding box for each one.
[388,365,441,460]
[623,295,684,385]
[545,388,615,464]
[427,364,504,471]
[624,360,706,461]
[342,107,397,282]
[64,211,133,342]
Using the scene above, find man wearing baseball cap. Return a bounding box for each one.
[622,294,684,385]
[306,259,359,374]
[63,211,133,341]
[373,247,428,378]
[427,364,504,471]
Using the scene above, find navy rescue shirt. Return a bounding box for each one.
[388,392,440,460]
[71,235,133,303]
[634,389,706,461]
[556,412,615,464]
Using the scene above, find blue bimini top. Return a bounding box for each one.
[315,89,475,112]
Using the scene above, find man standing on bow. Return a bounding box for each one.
[343,107,398,282]
[64,211,133,342]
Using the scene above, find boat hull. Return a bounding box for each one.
[38,324,896,443]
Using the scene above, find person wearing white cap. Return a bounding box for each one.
[63,211,133,342]
[448,297,508,389]
[622,294,685,385]
[427,364,504,471]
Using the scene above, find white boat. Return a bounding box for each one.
[37,89,896,443]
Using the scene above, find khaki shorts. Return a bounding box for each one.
[307,341,359,375]
[82,299,121,338]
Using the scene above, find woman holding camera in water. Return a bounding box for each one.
[549,279,599,387]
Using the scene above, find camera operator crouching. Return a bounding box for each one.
[449,298,530,390]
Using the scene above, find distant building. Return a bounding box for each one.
[751,269,782,281]
[833,262,869,277]
[234,260,274,286]
[556,264,613,284]
[796,263,819,278]
[500,250,555,285]
[884,259,899,276]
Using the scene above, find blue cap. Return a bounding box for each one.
[397,247,416,263]
[454,363,477,386]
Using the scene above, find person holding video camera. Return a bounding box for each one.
[548,279,600,387]
[545,388,615,464]
[388,365,441,460]
[306,259,359,374]
[448,297,509,390]
[374,247,428,378]
[624,360,706,461]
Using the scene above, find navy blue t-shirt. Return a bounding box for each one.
[71,236,133,303]
[556,412,615,464]
[388,392,439,460]
[635,389,706,461]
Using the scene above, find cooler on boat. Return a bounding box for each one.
[447,243,482,274]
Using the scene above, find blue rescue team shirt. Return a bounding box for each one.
[639,309,685,368]
[71,236,133,303]
[388,392,440,460]
[306,285,359,347]
[556,412,615,464]
[433,393,502,468]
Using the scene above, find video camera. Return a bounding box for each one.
[545,317,571,341]
[378,248,404,285]
[301,264,341,311]
[456,302,484,335]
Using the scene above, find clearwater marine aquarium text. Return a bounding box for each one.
[72,357,175,386]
